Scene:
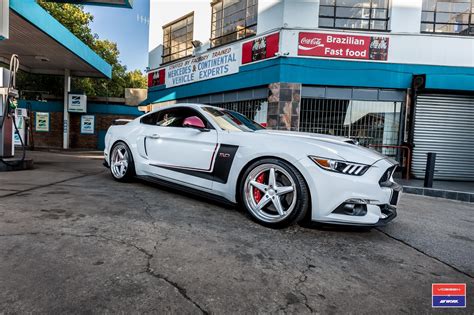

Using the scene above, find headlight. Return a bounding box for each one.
[309,156,370,176]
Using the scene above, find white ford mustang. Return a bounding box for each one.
[104,104,401,228]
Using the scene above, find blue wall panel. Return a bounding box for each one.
[146,57,474,104]
[18,100,142,116]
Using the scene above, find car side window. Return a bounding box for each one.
[140,112,161,125]
[156,110,181,127]
[140,107,212,129]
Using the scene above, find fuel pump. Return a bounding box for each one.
[0,54,24,164]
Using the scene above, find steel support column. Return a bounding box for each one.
[63,68,71,149]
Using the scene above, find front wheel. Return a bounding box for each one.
[240,158,309,228]
[110,142,135,182]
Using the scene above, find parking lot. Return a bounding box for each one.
[0,151,472,313]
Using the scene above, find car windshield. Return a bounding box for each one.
[203,107,265,132]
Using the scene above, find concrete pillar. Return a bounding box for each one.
[63,69,71,149]
[266,82,301,131]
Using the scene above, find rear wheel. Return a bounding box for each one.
[110,142,135,182]
[241,158,309,228]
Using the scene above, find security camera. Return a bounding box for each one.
[191,40,202,48]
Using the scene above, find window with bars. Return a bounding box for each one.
[421,0,474,35]
[299,98,403,159]
[162,13,194,64]
[211,0,258,47]
[319,0,390,31]
[211,99,266,121]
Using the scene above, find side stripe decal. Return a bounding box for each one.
[151,144,239,184]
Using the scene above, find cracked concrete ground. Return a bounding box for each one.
[0,151,472,314]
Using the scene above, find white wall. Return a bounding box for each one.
[148,0,211,70]
[0,0,9,40]
[282,29,474,67]
[256,0,284,34]
[388,34,474,67]
[149,0,474,70]
[390,0,423,33]
[283,0,319,30]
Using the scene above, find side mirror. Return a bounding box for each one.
[182,116,209,131]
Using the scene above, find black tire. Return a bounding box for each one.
[240,158,310,228]
[109,141,135,182]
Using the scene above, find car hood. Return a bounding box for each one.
[254,130,390,165]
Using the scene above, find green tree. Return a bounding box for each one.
[17,1,146,98]
[125,69,148,89]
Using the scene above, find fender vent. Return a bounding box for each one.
[379,166,397,187]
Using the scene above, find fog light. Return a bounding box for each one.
[352,204,367,216]
[333,202,368,216]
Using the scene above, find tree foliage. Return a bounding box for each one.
[17,1,146,98]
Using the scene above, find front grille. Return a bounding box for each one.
[379,166,397,187]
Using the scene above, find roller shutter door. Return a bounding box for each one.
[412,94,474,181]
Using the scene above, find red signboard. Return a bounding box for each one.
[148,68,166,87]
[298,32,389,61]
[432,284,466,296]
[242,33,280,64]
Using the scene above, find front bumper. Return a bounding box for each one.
[103,151,109,168]
[314,204,398,227]
[299,157,401,226]
[375,205,397,226]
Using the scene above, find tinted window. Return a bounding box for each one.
[141,107,211,128]
[140,111,161,125]
[203,107,264,131]
[226,110,265,131]
[211,0,258,47]
[421,0,473,35]
[319,0,390,31]
[162,13,194,64]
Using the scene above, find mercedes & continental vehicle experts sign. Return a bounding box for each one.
[165,46,240,88]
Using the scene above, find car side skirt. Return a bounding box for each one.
[137,175,237,207]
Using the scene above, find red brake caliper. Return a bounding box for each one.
[253,173,266,203]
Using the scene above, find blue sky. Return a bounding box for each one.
[84,1,150,72]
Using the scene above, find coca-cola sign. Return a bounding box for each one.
[298,32,389,61]
[299,36,323,49]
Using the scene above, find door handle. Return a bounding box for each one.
[148,134,160,139]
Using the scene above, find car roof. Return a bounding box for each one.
[147,103,224,114]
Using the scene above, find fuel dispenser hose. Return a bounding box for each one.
[0,54,26,167]
[0,107,26,167]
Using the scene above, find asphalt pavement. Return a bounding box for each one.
[0,150,472,314]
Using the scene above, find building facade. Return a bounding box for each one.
[146,0,474,181]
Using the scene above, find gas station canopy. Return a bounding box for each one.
[0,0,112,78]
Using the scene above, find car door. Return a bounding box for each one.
[141,107,218,189]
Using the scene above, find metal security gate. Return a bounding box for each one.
[300,98,403,161]
[412,94,474,181]
[213,99,267,121]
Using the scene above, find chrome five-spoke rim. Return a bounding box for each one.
[244,164,297,223]
[111,144,129,179]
